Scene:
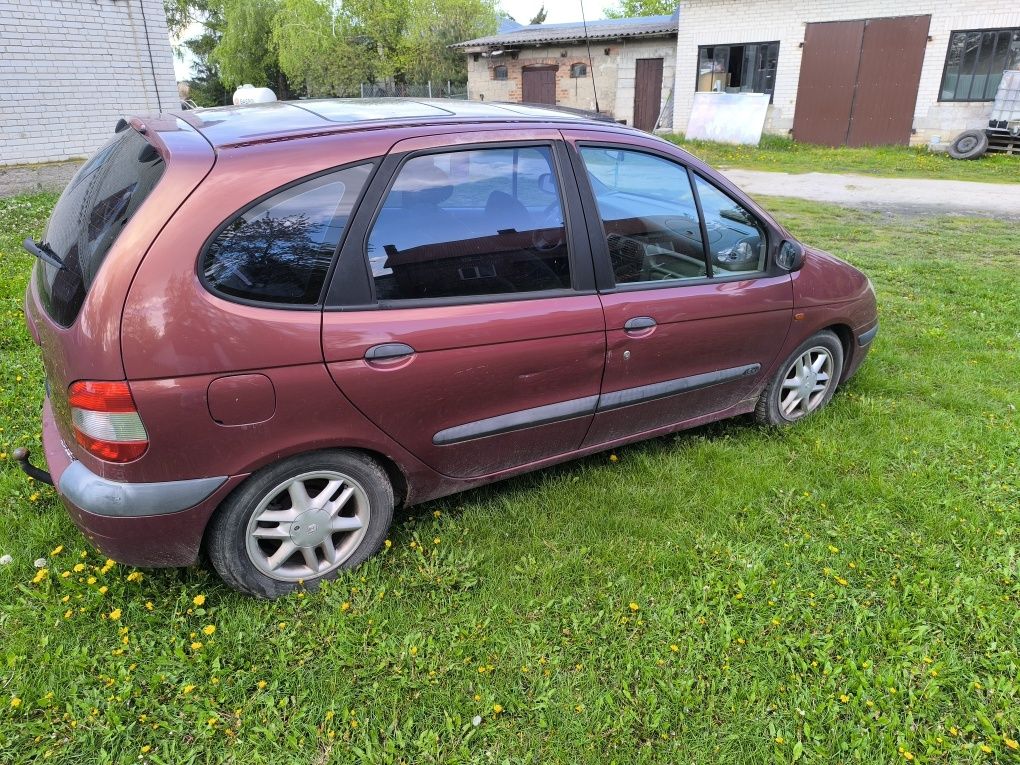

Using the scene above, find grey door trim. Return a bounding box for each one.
[431,363,761,446]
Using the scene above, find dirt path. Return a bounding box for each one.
[718,168,1020,220]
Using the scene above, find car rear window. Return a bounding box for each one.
[38,129,165,326]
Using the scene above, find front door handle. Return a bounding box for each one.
[365,343,415,361]
[623,316,656,333]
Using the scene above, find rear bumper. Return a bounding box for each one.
[41,397,246,567]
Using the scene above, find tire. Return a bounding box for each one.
[207,450,394,599]
[755,331,844,426]
[947,130,989,160]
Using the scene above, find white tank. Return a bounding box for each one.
[232,84,277,106]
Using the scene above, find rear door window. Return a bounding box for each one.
[367,146,571,302]
[201,163,374,305]
[39,129,165,326]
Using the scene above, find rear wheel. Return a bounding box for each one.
[755,331,843,426]
[207,450,393,598]
[947,130,988,160]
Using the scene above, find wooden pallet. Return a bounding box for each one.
[987,130,1020,155]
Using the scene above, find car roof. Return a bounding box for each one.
[175,98,624,149]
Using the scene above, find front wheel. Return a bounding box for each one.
[755,331,843,426]
[207,450,394,598]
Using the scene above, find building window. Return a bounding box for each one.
[570,63,588,78]
[696,42,779,99]
[493,65,508,81]
[940,28,1020,102]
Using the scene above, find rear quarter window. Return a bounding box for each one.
[201,163,373,305]
[39,129,165,326]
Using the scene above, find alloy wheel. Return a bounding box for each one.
[778,346,834,420]
[244,470,371,582]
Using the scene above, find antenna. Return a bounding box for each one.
[579,0,600,114]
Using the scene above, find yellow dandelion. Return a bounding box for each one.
[278,622,287,630]
[492,704,504,714]
[628,602,640,612]
[72,563,85,573]
[839,694,849,703]
[140,745,151,754]
[325,710,335,721]
[609,454,618,462]
[734,592,744,600]
[828,545,839,554]
[190,641,203,651]
[31,568,48,584]
[207,716,217,726]
[903,752,914,761]
[341,602,351,612]
[10,698,22,709]
[384,539,392,548]
[61,571,71,579]
[192,594,206,606]
[202,624,216,636]
[109,608,122,620]
[670,644,679,652]
[949,727,959,736]
[1005,738,1018,751]
[433,510,441,518]
[51,545,64,556]
[433,537,441,545]
[126,572,143,583]
[63,609,73,619]
[980,744,992,754]
[182,685,196,694]
[409,646,418,656]
[257,680,267,690]
[86,576,97,585]
[145,601,154,611]
[775,736,785,745]
[835,576,848,586]
[98,586,108,594]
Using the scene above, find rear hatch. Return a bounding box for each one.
[24,117,215,478]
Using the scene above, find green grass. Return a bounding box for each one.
[1,192,1019,764]
[664,134,1020,184]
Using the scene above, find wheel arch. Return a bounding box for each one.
[825,323,854,381]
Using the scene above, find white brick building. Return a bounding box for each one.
[0,0,179,167]
[672,1,1020,146]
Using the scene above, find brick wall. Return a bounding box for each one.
[466,37,676,129]
[0,0,179,166]
[673,0,1020,144]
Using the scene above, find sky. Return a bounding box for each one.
[172,1,611,81]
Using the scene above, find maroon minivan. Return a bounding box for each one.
[17,100,877,597]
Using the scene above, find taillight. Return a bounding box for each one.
[68,381,149,463]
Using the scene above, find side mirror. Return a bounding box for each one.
[537,172,556,196]
[776,240,805,272]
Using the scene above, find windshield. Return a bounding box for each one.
[38,129,165,326]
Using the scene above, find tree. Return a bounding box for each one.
[528,4,546,24]
[211,0,285,91]
[603,0,676,18]
[164,0,229,106]
[400,0,499,85]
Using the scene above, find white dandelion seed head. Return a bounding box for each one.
[0,555,12,566]
[34,558,47,568]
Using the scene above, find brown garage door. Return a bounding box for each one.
[793,15,931,147]
[634,58,664,131]
[522,66,557,105]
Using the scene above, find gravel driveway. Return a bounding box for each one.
[718,168,1020,219]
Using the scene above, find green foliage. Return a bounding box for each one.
[528,4,546,24]
[210,0,282,90]
[603,0,677,19]
[274,0,497,96]
[665,134,1020,184]
[1,188,1019,762]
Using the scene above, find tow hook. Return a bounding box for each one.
[11,447,53,486]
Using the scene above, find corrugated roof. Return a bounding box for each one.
[452,14,679,49]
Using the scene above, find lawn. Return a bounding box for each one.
[664,134,1020,185]
[1,192,1018,764]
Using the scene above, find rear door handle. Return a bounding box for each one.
[623,316,656,333]
[365,343,415,361]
